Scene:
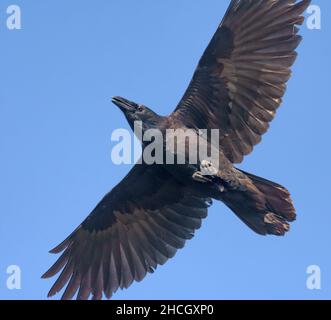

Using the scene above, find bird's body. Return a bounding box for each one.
[43,0,311,300]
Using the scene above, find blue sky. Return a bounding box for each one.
[0,0,330,300]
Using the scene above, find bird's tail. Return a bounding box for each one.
[222,171,296,236]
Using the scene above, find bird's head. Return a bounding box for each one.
[112,96,162,133]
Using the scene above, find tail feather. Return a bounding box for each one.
[242,170,296,222]
[222,170,296,236]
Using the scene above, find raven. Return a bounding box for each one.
[43,0,311,300]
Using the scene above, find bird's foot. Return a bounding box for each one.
[200,160,218,176]
[193,160,225,192]
[192,160,218,183]
[192,171,213,183]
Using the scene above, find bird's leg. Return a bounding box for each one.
[192,160,225,192]
[192,171,213,183]
[200,160,218,176]
[192,160,217,181]
[192,160,218,183]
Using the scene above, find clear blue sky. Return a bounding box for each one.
[0,0,330,300]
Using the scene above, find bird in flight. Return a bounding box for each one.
[43,0,311,300]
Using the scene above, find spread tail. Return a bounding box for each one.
[222,170,296,236]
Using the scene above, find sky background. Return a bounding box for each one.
[0,0,330,300]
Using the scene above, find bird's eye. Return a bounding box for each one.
[137,106,144,112]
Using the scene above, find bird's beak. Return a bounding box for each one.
[112,96,136,112]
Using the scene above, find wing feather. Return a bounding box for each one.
[172,0,310,163]
[43,164,211,299]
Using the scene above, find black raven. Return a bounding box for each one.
[43,0,311,299]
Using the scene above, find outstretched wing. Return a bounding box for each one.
[171,0,310,163]
[43,164,211,300]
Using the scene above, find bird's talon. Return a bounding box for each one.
[192,171,212,183]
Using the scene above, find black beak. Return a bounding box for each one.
[112,96,136,112]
